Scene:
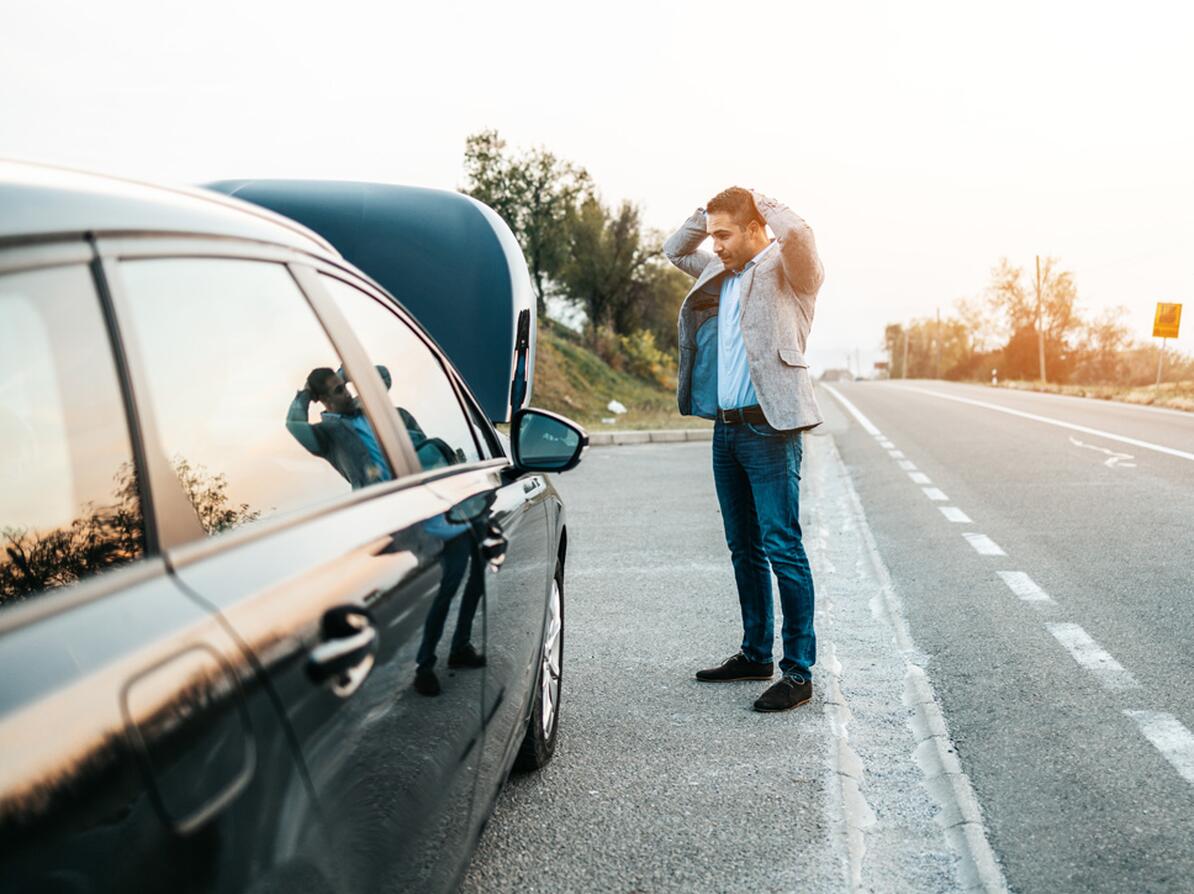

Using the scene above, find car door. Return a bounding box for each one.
[108,251,489,894]
[0,258,324,893]
[315,275,554,826]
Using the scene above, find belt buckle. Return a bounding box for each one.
[724,407,742,424]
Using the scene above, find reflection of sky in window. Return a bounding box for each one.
[1,268,135,533]
[321,276,480,465]
[120,259,352,520]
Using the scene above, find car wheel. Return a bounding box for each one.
[513,559,563,771]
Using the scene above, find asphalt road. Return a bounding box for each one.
[463,381,1194,893]
[463,420,977,892]
[820,380,1194,893]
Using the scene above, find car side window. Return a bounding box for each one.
[118,258,392,538]
[0,266,145,608]
[319,276,481,472]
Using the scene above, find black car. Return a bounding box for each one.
[0,161,585,892]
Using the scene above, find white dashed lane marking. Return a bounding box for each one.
[939,506,973,523]
[1045,623,1140,690]
[1125,711,1194,787]
[996,571,1054,604]
[963,533,1006,556]
[824,383,1194,805]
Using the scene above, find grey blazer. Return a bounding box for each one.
[664,191,824,431]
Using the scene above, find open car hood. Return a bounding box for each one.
[204,179,534,423]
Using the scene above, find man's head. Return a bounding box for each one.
[306,367,354,414]
[706,187,770,272]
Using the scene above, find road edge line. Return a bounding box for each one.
[820,388,1010,893]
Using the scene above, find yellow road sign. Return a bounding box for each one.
[1154,303,1182,339]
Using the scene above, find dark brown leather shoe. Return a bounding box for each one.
[753,674,812,712]
[695,652,774,682]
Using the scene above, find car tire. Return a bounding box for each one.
[513,559,563,772]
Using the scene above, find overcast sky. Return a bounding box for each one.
[4,0,1192,372]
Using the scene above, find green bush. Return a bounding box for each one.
[616,328,676,390]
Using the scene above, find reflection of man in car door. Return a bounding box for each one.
[287,364,466,488]
[286,367,396,488]
[414,510,486,696]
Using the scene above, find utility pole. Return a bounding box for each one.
[1035,255,1047,384]
[901,327,910,378]
[934,307,942,379]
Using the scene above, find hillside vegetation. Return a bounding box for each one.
[531,320,709,431]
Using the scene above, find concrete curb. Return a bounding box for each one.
[587,428,713,446]
[825,434,1011,894]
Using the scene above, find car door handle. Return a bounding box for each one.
[308,606,378,697]
[481,521,508,572]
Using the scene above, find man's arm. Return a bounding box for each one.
[663,207,717,280]
[751,191,824,294]
[285,389,328,456]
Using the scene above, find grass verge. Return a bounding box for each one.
[989,379,1194,412]
[531,320,711,431]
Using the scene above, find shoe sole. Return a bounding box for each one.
[695,673,775,682]
[753,694,812,713]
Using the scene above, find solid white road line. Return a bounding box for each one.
[939,506,973,523]
[1125,711,1194,787]
[898,460,918,471]
[963,533,1006,556]
[922,487,949,501]
[1045,623,1140,690]
[892,385,1194,463]
[823,385,882,436]
[996,571,1054,603]
[878,439,895,449]
[908,471,932,485]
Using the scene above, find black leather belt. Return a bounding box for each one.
[717,404,768,425]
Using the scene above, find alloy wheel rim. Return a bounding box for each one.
[540,577,562,738]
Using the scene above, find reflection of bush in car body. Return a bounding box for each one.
[0,458,263,605]
[1,463,144,604]
[171,456,262,535]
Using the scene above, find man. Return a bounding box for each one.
[286,366,403,488]
[664,187,824,712]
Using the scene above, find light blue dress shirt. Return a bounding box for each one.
[718,241,774,410]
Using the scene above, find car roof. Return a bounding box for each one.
[0,159,336,255]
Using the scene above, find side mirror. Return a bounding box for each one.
[511,408,588,474]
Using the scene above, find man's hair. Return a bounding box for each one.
[306,367,337,397]
[707,187,765,230]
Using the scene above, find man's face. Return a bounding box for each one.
[707,212,760,271]
[317,374,355,414]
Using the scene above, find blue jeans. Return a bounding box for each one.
[712,419,816,680]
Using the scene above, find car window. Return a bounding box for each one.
[119,258,393,538]
[0,266,144,608]
[319,276,481,472]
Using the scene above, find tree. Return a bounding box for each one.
[461,129,592,316]
[1072,305,1132,382]
[986,257,1083,381]
[556,197,658,346]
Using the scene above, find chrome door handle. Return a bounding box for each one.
[308,607,377,697]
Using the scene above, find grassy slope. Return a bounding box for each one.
[531,321,711,430]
